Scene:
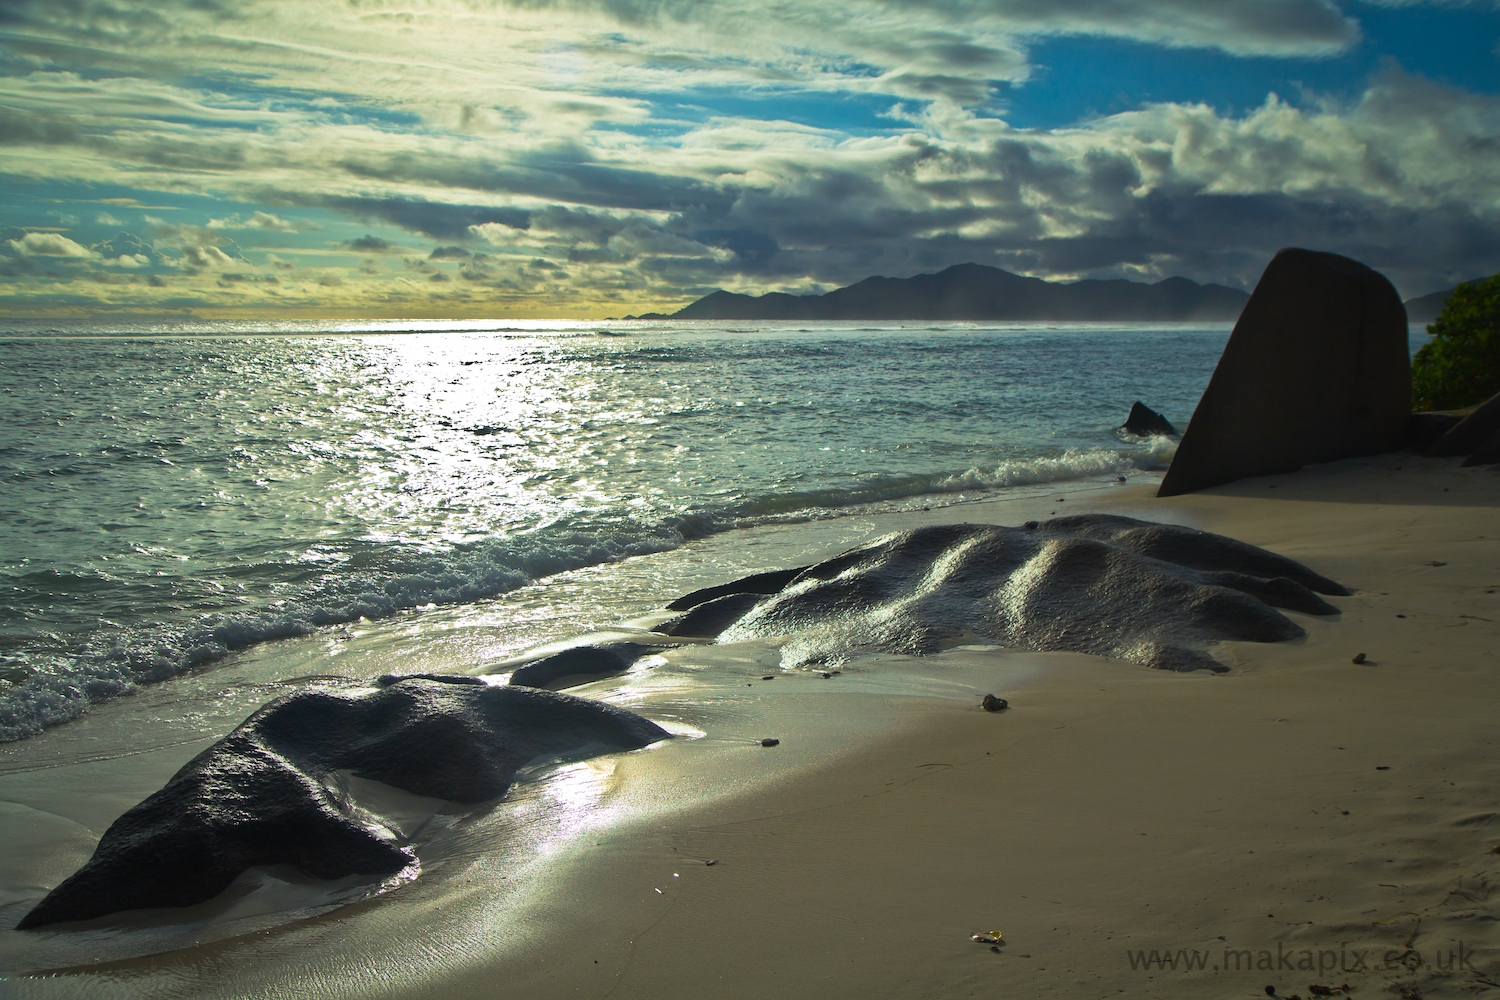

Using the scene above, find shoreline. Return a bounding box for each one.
[3,454,1498,997]
[0,459,1172,745]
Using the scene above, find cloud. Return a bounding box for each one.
[343,234,403,253]
[4,232,94,257]
[0,0,1495,315]
[181,244,238,268]
[207,210,299,231]
[317,198,532,240]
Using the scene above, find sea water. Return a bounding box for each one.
[0,320,1230,742]
[4,318,1447,985]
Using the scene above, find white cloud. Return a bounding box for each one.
[4,232,95,257]
[208,210,299,231]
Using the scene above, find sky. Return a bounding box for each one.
[0,0,1498,319]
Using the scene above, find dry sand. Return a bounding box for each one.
[3,455,1498,1000]
[464,454,1500,1000]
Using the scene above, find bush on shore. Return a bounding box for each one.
[1411,272,1500,411]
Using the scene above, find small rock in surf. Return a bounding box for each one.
[1119,401,1178,437]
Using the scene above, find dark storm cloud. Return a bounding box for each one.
[431,71,1496,298]
[689,229,780,266]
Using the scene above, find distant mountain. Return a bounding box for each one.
[1404,285,1460,324]
[634,263,1250,321]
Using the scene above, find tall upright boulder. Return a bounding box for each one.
[1158,249,1409,497]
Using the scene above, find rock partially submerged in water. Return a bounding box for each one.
[1119,401,1177,437]
[18,678,668,929]
[680,514,1346,673]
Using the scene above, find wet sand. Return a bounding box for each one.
[4,455,1499,998]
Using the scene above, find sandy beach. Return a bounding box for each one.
[3,453,1498,999]
[474,454,1500,1000]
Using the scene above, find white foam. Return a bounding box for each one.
[0,522,692,742]
[935,439,1176,492]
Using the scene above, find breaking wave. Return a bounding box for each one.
[937,438,1177,491]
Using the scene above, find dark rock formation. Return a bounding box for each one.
[666,567,809,611]
[506,644,649,689]
[1427,390,1500,457]
[1120,402,1177,437]
[19,680,668,928]
[375,672,484,687]
[705,515,1343,674]
[1462,425,1500,466]
[642,264,1248,321]
[658,593,768,638]
[1158,249,1410,497]
[1406,412,1465,452]
[1042,514,1348,596]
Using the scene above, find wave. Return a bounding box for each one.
[0,520,690,742]
[0,441,1172,742]
[935,438,1176,491]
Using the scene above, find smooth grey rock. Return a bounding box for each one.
[717,516,1344,674]
[666,566,809,611]
[1040,514,1349,596]
[19,680,668,928]
[1159,249,1409,497]
[506,643,656,689]
[657,593,767,638]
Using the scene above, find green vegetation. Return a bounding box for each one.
[1411,272,1500,411]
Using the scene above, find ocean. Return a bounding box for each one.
[0,319,1233,742]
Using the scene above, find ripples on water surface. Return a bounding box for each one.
[0,320,1232,739]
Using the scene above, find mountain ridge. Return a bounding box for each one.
[630,263,1252,321]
